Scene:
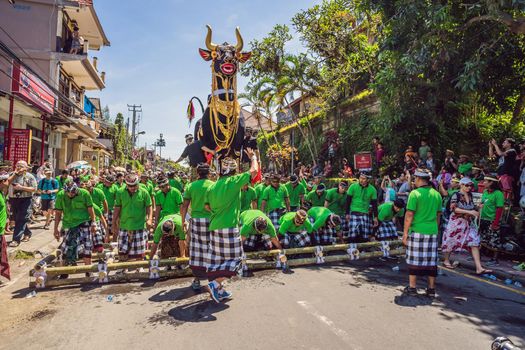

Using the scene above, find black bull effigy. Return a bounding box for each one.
[195,25,252,161]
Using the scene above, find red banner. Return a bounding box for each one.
[354,152,372,171]
[11,62,56,114]
[8,129,32,166]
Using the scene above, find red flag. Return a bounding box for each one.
[1,236,11,281]
[251,164,262,185]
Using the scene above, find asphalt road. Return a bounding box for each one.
[0,257,524,350]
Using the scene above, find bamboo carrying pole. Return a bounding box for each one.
[29,241,405,288]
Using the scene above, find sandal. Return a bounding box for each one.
[443,261,459,269]
[476,268,493,275]
[21,236,30,242]
[8,241,19,247]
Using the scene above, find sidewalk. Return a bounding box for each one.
[450,251,525,285]
[6,218,58,258]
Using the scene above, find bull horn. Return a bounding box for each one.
[235,27,244,52]
[205,24,218,51]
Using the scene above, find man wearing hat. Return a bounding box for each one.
[54,181,98,266]
[175,134,215,170]
[458,155,473,175]
[285,175,306,212]
[278,210,313,248]
[37,168,59,230]
[150,213,186,259]
[181,163,214,291]
[325,182,348,240]
[261,174,290,232]
[345,172,378,242]
[0,173,11,280]
[376,199,405,241]
[402,168,442,298]
[97,175,118,239]
[112,173,153,261]
[7,161,37,247]
[307,206,342,245]
[444,149,457,174]
[154,176,183,224]
[306,183,327,208]
[240,209,282,251]
[203,149,259,303]
[255,174,271,209]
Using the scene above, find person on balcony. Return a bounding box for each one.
[69,27,83,54]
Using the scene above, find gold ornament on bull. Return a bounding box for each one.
[199,25,251,152]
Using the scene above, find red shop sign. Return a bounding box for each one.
[11,62,56,114]
[8,129,32,167]
[354,152,372,171]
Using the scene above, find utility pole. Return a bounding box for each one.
[127,104,142,150]
[156,133,166,159]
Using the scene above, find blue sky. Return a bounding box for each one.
[92,0,321,159]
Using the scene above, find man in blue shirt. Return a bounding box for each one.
[38,168,59,230]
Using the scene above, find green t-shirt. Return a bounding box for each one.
[255,183,268,209]
[458,162,473,175]
[55,188,93,229]
[378,202,404,222]
[480,190,505,221]
[307,206,332,231]
[240,186,257,212]
[153,214,185,243]
[406,186,442,235]
[90,187,106,212]
[262,184,289,212]
[205,172,251,231]
[92,203,103,221]
[169,178,184,193]
[325,188,347,216]
[56,176,69,190]
[346,183,377,214]
[155,187,183,220]
[183,178,213,219]
[100,184,117,210]
[278,212,313,235]
[418,145,430,160]
[0,194,6,235]
[306,190,327,208]
[140,182,155,196]
[239,209,276,238]
[115,187,152,231]
[285,182,306,207]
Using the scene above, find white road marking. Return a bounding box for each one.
[297,300,361,349]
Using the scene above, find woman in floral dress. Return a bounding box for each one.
[442,177,493,274]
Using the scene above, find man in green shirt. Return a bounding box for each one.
[204,151,259,303]
[54,181,98,266]
[307,206,342,245]
[240,209,282,251]
[154,176,183,224]
[56,169,71,190]
[325,181,348,239]
[0,174,10,281]
[285,175,306,211]
[306,183,327,208]
[278,210,313,248]
[112,174,153,261]
[99,175,118,236]
[168,172,184,194]
[479,176,505,265]
[261,174,290,231]
[140,173,157,210]
[376,199,405,241]
[255,174,270,209]
[150,214,186,259]
[240,184,257,211]
[80,177,108,249]
[180,163,214,291]
[402,169,442,298]
[345,172,378,242]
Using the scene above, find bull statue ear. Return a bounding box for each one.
[199,48,213,61]
[237,51,252,63]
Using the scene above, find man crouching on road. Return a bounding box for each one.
[54,181,98,267]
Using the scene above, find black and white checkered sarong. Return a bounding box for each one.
[376,221,398,241]
[347,213,372,241]
[313,226,334,245]
[118,229,148,259]
[189,218,211,275]
[62,221,93,258]
[280,230,311,248]
[207,227,243,279]
[243,234,273,251]
[91,221,105,252]
[269,209,284,232]
[105,210,113,230]
[406,232,438,277]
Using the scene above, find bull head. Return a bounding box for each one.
[199,25,251,76]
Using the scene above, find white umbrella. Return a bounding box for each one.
[67,160,91,169]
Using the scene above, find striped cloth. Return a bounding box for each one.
[189,218,211,278]
[406,233,438,277]
[206,227,243,280]
[118,229,148,259]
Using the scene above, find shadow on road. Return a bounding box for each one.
[167,299,229,323]
[149,286,199,303]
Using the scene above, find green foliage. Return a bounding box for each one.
[112,112,128,166]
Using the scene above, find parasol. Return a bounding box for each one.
[67,161,91,170]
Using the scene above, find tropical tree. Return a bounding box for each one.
[112,112,128,165]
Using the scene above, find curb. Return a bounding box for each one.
[457,259,525,285]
